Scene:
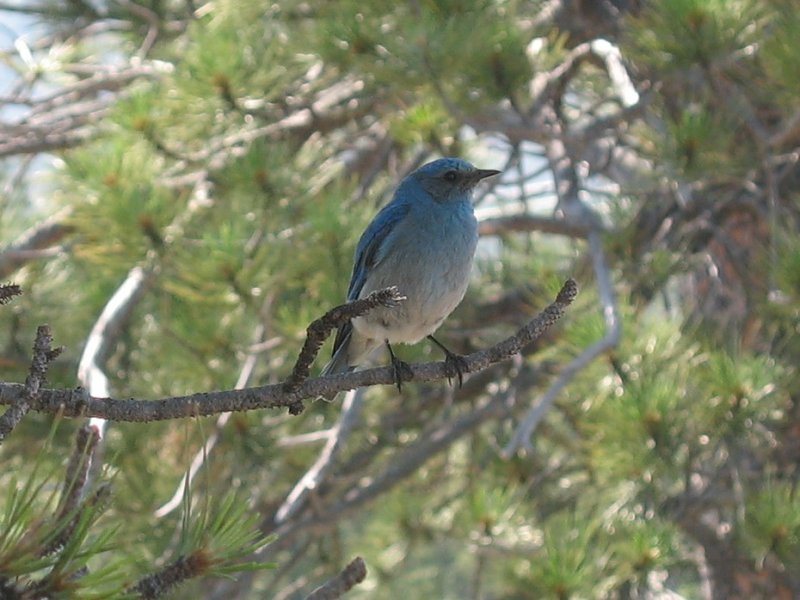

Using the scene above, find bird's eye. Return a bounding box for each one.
[443,170,458,182]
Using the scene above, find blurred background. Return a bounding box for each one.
[1,0,799,598]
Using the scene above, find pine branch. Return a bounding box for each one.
[304,557,367,600]
[0,283,23,305]
[0,280,578,422]
[129,552,210,600]
[39,424,103,556]
[478,213,592,238]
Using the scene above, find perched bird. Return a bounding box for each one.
[321,157,500,394]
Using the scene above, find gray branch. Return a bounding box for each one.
[0,280,578,422]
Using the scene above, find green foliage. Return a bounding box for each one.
[664,105,741,179]
[740,482,800,571]
[760,5,800,108]
[316,0,530,109]
[0,428,125,598]
[65,138,175,271]
[0,422,274,597]
[176,486,276,578]
[525,512,611,599]
[626,0,764,70]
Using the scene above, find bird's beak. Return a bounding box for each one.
[473,168,501,180]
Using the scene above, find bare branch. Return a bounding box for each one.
[0,324,62,442]
[212,367,542,597]
[304,556,367,600]
[0,64,165,158]
[77,264,154,457]
[262,379,531,558]
[769,108,800,148]
[479,213,591,238]
[77,174,212,446]
[0,280,578,422]
[0,283,23,305]
[528,42,592,119]
[0,211,73,278]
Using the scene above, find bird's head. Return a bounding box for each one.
[410,157,500,203]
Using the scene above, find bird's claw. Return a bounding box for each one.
[442,351,468,388]
[390,355,414,392]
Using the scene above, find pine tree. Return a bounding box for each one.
[1,1,798,598]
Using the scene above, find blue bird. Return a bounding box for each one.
[321,157,500,394]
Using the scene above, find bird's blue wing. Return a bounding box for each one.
[329,198,410,361]
[346,199,411,301]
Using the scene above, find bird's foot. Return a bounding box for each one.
[428,335,468,388]
[386,342,413,393]
[442,350,468,388]
[391,355,414,393]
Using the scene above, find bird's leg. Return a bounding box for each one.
[427,335,468,388]
[386,341,413,392]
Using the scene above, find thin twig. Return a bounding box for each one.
[208,370,542,599]
[58,424,101,519]
[304,557,367,600]
[478,213,591,238]
[40,424,102,556]
[0,324,61,442]
[0,283,22,304]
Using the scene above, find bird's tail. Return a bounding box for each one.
[319,328,354,401]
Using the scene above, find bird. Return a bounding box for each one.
[320,157,500,396]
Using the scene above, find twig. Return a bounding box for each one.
[0,283,22,304]
[478,213,591,238]
[40,424,102,556]
[282,286,406,394]
[117,0,161,58]
[58,424,101,519]
[304,557,367,600]
[0,279,577,421]
[528,42,592,119]
[769,108,800,148]
[503,241,619,456]
[261,381,527,557]
[0,324,62,442]
[129,553,209,600]
[589,39,640,108]
[0,63,165,158]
